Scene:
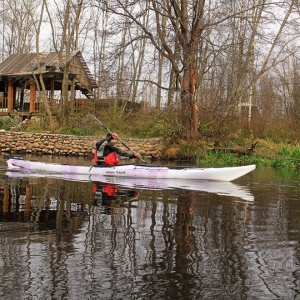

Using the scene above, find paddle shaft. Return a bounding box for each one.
[89,113,146,162]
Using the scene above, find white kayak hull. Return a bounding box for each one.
[5,156,256,182]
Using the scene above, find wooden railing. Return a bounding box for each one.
[0,97,8,112]
[0,96,60,116]
[0,97,92,117]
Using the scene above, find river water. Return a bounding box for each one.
[0,155,299,300]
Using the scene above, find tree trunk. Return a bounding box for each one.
[181,57,199,140]
[28,0,54,129]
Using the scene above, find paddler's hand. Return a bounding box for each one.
[134,153,141,159]
[112,133,119,140]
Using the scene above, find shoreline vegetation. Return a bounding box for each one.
[1,109,299,169]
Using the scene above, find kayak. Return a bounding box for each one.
[5,156,256,182]
[5,171,254,201]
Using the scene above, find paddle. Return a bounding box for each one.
[89,113,146,163]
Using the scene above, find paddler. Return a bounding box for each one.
[94,133,141,165]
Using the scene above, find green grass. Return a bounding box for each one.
[197,151,274,168]
[270,147,300,168]
[197,148,300,169]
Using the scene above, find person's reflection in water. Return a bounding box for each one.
[93,182,139,214]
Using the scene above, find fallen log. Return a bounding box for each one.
[211,147,254,156]
[211,141,277,159]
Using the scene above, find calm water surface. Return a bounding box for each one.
[0,155,300,300]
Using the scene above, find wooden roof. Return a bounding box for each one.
[0,51,98,92]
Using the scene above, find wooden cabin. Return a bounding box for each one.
[0,51,98,117]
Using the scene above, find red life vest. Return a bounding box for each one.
[104,152,119,165]
[93,152,98,164]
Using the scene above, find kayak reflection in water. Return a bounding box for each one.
[93,182,139,214]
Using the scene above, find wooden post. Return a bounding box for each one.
[30,80,36,113]
[51,80,55,106]
[70,77,75,113]
[7,79,14,112]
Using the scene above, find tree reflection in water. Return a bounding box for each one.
[1,170,300,299]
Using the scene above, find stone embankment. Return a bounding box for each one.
[0,131,164,159]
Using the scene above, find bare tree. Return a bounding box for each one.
[116,1,130,102]
[221,1,295,121]
[44,0,85,124]
[127,7,149,108]
[274,57,300,122]
[0,0,36,55]
[22,0,56,129]
[96,1,300,139]
[90,2,110,99]
[151,0,206,139]
[96,0,207,139]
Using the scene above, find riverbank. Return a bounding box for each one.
[1,130,299,168]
